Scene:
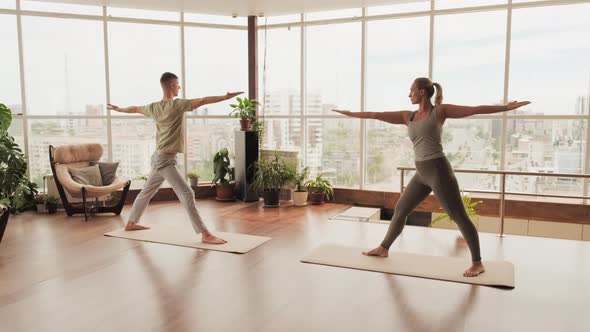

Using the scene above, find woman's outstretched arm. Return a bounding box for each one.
[333,110,413,125]
[438,101,531,120]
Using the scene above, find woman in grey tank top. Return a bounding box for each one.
[334,77,530,277]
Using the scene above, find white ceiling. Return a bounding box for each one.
[32,0,417,16]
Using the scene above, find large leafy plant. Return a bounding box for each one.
[0,103,38,212]
[431,193,482,227]
[249,154,295,192]
[293,166,310,192]
[229,97,258,120]
[211,148,232,186]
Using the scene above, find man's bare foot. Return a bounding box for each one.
[201,231,227,245]
[125,222,150,231]
[362,246,389,257]
[464,261,485,277]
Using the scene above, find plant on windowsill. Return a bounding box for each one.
[292,166,310,207]
[229,97,259,131]
[35,194,47,213]
[249,153,295,208]
[187,170,199,187]
[211,148,235,201]
[1,103,38,242]
[307,175,334,205]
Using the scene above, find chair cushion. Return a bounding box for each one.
[53,144,103,164]
[96,162,119,186]
[68,164,103,187]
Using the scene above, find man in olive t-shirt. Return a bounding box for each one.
[108,72,242,245]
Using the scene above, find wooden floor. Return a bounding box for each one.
[1,200,589,332]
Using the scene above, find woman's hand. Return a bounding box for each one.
[333,109,352,116]
[506,101,531,111]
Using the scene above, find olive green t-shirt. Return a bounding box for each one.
[143,99,192,154]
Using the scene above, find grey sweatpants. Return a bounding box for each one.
[381,157,481,262]
[128,152,207,234]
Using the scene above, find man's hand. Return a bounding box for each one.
[225,92,244,100]
[333,109,352,116]
[107,104,120,112]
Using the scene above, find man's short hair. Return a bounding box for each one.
[160,72,178,88]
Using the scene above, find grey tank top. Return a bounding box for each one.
[407,108,445,162]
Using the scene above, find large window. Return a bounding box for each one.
[184,27,247,116]
[0,15,21,111]
[509,4,590,115]
[108,22,181,109]
[2,1,590,200]
[433,10,506,105]
[22,16,106,116]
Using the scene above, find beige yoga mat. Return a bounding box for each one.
[301,243,515,288]
[105,226,271,254]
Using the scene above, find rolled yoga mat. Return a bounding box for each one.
[301,243,515,288]
[105,225,271,254]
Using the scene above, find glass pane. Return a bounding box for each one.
[307,118,361,188]
[365,121,414,191]
[433,10,506,105]
[109,22,181,114]
[0,15,21,112]
[505,119,587,196]
[260,14,301,25]
[258,26,301,116]
[305,8,362,21]
[186,118,239,183]
[366,17,429,113]
[28,119,108,187]
[435,0,506,10]
[22,1,102,15]
[509,4,590,115]
[306,22,361,114]
[107,7,180,21]
[184,12,247,26]
[0,0,14,9]
[22,16,106,116]
[185,27,247,116]
[367,1,430,15]
[445,119,502,191]
[7,118,24,149]
[261,118,303,156]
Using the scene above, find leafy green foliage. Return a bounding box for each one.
[431,193,482,227]
[293,166,310,192]
[211,148,232,186]
[249,154,295,192]
[229,97,258,120]
[307,175,334,200]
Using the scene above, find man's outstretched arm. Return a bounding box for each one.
[190,92,244,110]
[107,104,145,114]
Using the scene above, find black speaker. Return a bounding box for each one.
[234,130,259,202]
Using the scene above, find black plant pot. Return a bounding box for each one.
[263,190,280,208]
[47,204,58,214]
[0,208,9,244]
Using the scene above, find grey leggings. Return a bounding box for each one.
[381,157,481,262]
[128,152,207,234]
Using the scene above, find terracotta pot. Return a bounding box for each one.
[215,182,235,201]
[239,119,252,131]
[309,192,326,205]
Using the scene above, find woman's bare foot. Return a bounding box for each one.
[201,231,227,245]
[362,246,389,257]
[125,222,150,231]
[464,261,485,277]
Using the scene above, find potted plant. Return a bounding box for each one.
[45,195,60,214]
[211,148,235,201]
[292,166,310,207]
[229,97,258,131]
[187,170,199,187]
[307,175,334,205]
[1,103,38,243]
[35,194,47,213]
[249,154,294,207]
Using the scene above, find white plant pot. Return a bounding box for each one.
[189,177,199,187]
[293,191,308,206]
